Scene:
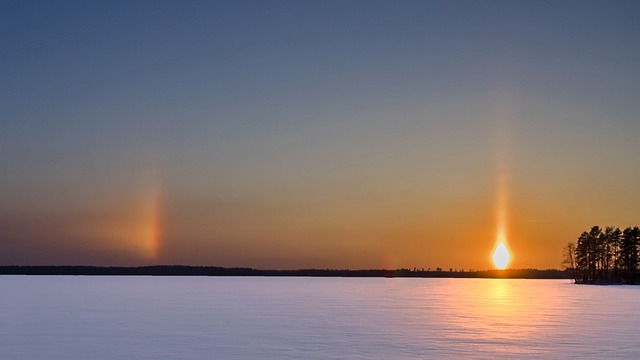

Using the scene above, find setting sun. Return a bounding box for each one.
[492,242,511,270]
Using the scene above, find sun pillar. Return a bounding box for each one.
[491,99,512,270]
[492,174,511,270]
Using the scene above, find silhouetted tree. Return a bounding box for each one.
[620,227,640,284]
[598,227,617,282]
[588,226,602,282]
[575,231,591,283]
[574,225,638,284]
[606,227,622,283]
[562,241,577,283]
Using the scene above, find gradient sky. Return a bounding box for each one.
[2,0,640,269]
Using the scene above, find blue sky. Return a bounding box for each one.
[2,0,640,268]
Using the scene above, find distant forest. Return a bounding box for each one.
[0,266,571,279]
[565,226,640,284]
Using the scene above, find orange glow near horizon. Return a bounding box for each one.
[136,180,163,260]
[64,179,163,262]
[93,178,164,261]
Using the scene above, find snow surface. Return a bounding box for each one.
[1,277,640,359]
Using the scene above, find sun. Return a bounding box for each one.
[492,242,511,270]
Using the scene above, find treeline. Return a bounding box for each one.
[0,265,571,279]
[568,226,640,284]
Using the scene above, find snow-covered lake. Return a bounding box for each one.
[2,276,639,359]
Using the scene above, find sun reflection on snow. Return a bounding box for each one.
[433,279,553,355]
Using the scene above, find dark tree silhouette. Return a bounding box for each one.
[562,241,577,283]
[620,227,640,284]
[573,225,639,284]
[575,230,595,283]
[588,226,602,282]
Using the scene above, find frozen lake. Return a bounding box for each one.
[2,276,640,359]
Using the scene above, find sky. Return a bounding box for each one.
[2,0,640,270]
